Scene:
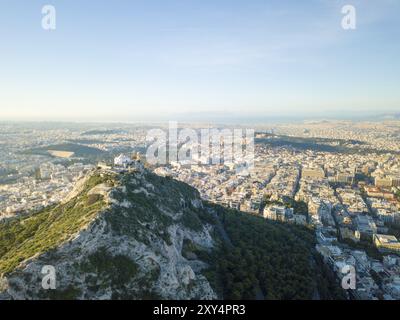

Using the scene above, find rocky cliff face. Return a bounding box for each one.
[0,167,218,300]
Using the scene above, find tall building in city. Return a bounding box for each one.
[374,234,400,253]
[302,167,325,179]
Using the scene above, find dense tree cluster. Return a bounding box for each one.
[202,208,318,299]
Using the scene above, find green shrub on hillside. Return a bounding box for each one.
[0,174,111,275]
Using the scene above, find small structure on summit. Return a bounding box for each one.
[113,152,144,171]
[114,154,133,167]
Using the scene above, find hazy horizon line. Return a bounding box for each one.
[1,110,399,124]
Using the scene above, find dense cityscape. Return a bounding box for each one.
[2,0,400,315]
[1,120,400,300]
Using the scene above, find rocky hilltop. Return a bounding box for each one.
[0,167,218,299]
[0,166,344,300]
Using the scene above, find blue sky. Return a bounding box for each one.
[0,0,399,121]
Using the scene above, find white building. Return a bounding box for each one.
[114,154,133,167]
[263,205,293,221]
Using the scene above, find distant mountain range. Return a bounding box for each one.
[1,111,400,124]
[377,113,400,120]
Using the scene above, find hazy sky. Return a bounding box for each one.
[1,0,399,121]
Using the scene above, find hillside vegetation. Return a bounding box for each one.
[0,173,115,275]
[0,169,344,300]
